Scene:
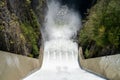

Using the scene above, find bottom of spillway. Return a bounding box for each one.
[23,39,105,80]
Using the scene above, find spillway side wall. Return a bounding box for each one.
[79,47,120,80]
[0,51,40,80]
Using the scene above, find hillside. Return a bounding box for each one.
[79,0,120,58]
[0,0,46,58]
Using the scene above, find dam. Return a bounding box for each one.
[23,0,105,80]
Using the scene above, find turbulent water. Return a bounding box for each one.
[23,0,105,80]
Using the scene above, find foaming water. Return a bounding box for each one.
[42,0,81,41]
[23,39,105,80]
[43,39,79,70]
[23,0,105,80]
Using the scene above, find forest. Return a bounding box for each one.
[0,0,120,58]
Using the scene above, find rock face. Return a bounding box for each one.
[0,0,46,57]
[31,0,46,25]
[0,0,27,55]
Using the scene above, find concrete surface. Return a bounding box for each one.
[0,51,40,80]
[0,47,120,80]
[79,47,120,80]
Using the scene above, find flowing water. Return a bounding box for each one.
[23,0,105,80]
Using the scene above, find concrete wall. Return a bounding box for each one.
[1,47,120,80]
[79,47,120,80]
[0,51,40,80]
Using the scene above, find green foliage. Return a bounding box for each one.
[26,0,31,4]
[19,1,41,58]
[20,23,39,58]
[0,26,4,31]
[79,0,120,58]
[108,27,120,47]
[85,49,89,58]
[0,0,42,58]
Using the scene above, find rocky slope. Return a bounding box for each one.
[0,0,46,58]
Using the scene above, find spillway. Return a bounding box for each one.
[23,39,105,80]
[23,0,105,80]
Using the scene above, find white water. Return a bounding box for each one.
[23,0,105,80]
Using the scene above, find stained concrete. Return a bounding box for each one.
[0,47,120,80]
[0,51,40,80]
[79,47,120,80]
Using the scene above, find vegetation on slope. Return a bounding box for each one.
[79,0,120,58]
[0,0,46,58]
[19,0,41,58]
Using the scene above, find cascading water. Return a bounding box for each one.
[23,0,105,80]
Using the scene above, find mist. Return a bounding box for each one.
[23,1,106,80]
[42,0,81,42]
